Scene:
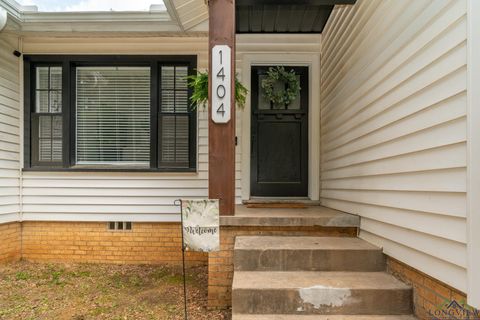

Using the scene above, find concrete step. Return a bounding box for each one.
[234,236,385,272]
[232,271,412,315]
[221,205,360,227]
[233,315,418,320]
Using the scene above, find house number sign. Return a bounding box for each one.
[211,45,231,123]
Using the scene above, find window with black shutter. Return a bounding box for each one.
[24,56,197,172]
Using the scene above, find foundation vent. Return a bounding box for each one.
[108,222,132,231]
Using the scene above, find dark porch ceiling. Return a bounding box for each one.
[236,0,357,34]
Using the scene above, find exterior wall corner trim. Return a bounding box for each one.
[466,0,480,309]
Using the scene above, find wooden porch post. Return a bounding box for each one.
[208,0,236,215]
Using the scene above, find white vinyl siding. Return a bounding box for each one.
[20,37,209,222]
[19,35,320,220]
[320,0,467,293]
[0,34,20,223]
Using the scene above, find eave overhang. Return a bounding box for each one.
[0,0,208,36]
[236,0,357,33]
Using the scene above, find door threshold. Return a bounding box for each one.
[243,198,321,206]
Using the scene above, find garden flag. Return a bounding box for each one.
[181,199,220,252]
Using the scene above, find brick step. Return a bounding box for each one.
[232,271,412,315]
[233,315,418,320]
[234,236,385,272]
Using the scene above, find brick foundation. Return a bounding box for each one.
[21,221,207,265]
[0,222,21,263]
[3,220,480,317]
[387,257,479,320]
[207,225,357,309]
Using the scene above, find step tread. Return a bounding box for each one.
[233,271,411,290]
[235,236,381,251]
[233,315,418,320]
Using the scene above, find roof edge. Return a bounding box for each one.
[0,0,196,35]
[0,8,6,31]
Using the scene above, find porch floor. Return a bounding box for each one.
[220,205,359,227]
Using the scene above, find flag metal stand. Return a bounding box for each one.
[174,199,188,320]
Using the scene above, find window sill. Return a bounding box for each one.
[22,167,198,173]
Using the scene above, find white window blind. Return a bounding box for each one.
[76,67,151,166]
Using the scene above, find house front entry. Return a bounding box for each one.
[250,66,309,197]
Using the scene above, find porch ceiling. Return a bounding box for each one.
[236,0,356,33]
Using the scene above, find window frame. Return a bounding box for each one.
[28,63,66,168]
[23,55,197,172]
[157,65,195,169]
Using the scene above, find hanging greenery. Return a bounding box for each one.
[261,66,300,107]
[186,71,248,110]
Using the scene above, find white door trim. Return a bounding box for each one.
[240,53,321,201]
[467,0,480,309]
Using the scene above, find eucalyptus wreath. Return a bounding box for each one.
[261,66,300,107]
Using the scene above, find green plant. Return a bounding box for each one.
[15,271,30,281]
[186,71,248,110]
[44,265,66,286]
[50,270,63,285]
[261,66,300,108]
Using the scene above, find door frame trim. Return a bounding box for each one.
[240,53,321,201]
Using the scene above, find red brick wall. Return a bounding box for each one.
[0,222,21,263]
[387,257,479,320]
[21,222,207,265]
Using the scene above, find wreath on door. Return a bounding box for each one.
[261,66,301,107]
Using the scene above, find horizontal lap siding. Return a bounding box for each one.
[20,35,321,221]
[0,34,20,223]
[21,37,215,222]
[320,0,467,292]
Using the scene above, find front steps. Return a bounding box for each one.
[232,236,415,319]
[233,271,412,315]
[234,236,385,272]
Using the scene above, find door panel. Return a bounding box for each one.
[257,121,302,183]
[251,66,308,197]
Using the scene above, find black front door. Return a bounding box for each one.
[251,66,309,197]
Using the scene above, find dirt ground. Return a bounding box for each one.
[0,261,231,320]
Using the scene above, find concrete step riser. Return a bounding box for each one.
[234,249,386,272]
[232,288,413,315]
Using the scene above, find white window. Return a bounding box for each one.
[76,67,151,166]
